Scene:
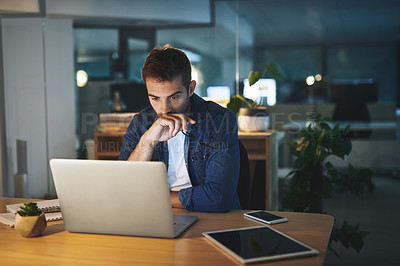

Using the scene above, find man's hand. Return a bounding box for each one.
[128,114,195,161]
[143,113,196,147]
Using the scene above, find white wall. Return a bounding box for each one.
[0,133,2,197]
[43,18,76,197]
[1,18,75,198]
[0,20,4,196]
[0,101,3,197]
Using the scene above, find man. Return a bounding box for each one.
[119,45,241,212]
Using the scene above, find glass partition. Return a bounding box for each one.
[74,0,399,156]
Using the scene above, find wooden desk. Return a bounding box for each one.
[0,198,333,266]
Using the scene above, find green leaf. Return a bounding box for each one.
[248,71,261,86]
[248,62,282,87]
[333,124,340,134]
[235,94,254,109]
[265,62,282,81]
[343,138,352,155]
[342,222,370,252]
[343,124,351,135]
[17,202,42,216]
[320,121,331,132]
[226,96,242,116]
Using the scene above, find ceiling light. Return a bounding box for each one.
[76,70,88,87]
[306,76,315,86]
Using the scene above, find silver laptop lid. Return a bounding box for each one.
[50,159,177,238]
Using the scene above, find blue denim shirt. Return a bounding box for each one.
[119,94,241,212]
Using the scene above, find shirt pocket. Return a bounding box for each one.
[190,150,207,182]
[190,150,207,162]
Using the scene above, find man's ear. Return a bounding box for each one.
[188,80,196,97]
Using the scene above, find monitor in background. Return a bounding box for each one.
[206,86,231,100]
[243,78,276,106]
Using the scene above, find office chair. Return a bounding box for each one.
[237,140,251,209]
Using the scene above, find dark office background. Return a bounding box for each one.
[72,1,400,265]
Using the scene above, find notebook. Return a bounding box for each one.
[49,159,198,238]
[4,199,62,225]
[6,199,60,214]
[0,212,63,227]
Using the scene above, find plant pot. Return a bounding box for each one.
[15,212,47,237]
[238,108,269,132]
[238,107,269,116]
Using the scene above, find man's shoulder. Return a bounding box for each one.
[191,95,237,137]
[204,100,237,127]
[193,94,234,119]
[134,106,157,120]
[126,106,157,132]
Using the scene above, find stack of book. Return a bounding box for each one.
[96,113,137,133]
[0,199,62,227]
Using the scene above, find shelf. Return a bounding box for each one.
[94,132,124,160]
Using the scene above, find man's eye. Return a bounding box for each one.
[170,96,180,100]
[151,97,159,101]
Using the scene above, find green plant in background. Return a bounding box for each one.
[17,202,42,216]
[227,94,258,116]
[227,62,282,116]
[282,113,372,256]
[248,62,282,86]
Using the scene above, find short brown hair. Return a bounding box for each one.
[141,45,192,89]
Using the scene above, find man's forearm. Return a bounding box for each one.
[127,136,156,161]
[170,191,184,208]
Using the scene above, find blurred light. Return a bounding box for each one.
[111,51,119,60]
[315,74,322,82]
[191,65,203,91]
[206,86,231,100]
[76,70,88,87]
[306,76,315,86]
[243,78,276,106]
[192,67,199,83]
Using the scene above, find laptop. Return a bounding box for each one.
[49,159,198,238]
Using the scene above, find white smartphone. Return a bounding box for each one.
[244,210,288,224]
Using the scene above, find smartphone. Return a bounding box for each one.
[244,210,288,224]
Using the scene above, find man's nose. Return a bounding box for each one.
[160,100,172,114]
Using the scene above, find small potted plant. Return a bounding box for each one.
[15,202,47,237]
[227,62,282,132]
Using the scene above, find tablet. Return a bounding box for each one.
[203,226,319,264]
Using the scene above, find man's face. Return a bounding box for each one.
[146,77,196,117]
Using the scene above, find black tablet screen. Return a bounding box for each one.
[207,226,313,260]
